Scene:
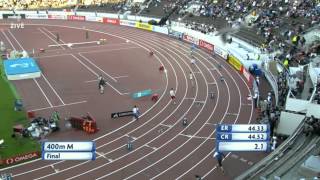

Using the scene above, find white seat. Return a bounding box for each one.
[0,139,4,145]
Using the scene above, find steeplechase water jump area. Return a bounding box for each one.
[0,19,264,180]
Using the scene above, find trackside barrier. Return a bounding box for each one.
[102,17,120,25]
[182,34,199,46]
[227,54,243,73]
[25,14,48,19]
[86,16,103,22]
[198,39,214,52]
[135,22,153,31]
[67,15,85,21]
[242,66,254,89]
[152,26,169,35]
[120,19,136,27]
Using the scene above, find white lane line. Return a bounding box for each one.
[7,29,24,50]
[48,40,100,47]
[95,152,107,159]
[84,79,98,83]
[194,100,205,104]
[38,28,65,50]
[207,82,216,85]
[1,30,16,50]
[37,53,72,59]
[226,113,238,116]
[41,73,65,105]
[78,53,117,82]
[28,100,87,112]
[70,54,123,96]
[42,27,70,49]
[159,124,172,128]
[84,75,128,83]
[113,75,129,79]
[79,46,140,55]
[179,134,216,140]
[33,78,53,107]
[144,144,158,150]
[205,123,217,126]
[44,42,131,53]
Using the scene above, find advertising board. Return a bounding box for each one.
[152,26,169,35]
[228,55,243,72]
[67,15,85,21]
[199,39,214,52]
[182,34,199,46]
[120,20,136,27]
[26,14,48,19]
[1,151,40,165]
[48,14,66,20]
[135,22,153,31]
[102,18,120,25]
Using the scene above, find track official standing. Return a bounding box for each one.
[98,75,106,94]
[56,33,60,42]
[213,151,225,174]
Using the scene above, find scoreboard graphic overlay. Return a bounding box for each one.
[42,141,96,160]
[216,124,270,152]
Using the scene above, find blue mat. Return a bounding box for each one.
[4,58,41,75]
[132,89,152,99]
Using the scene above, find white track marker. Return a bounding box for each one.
[29,100,87,112]
[179,134,216,140]
[38,28,65,50]
[112,75,128,79]
[78,53,117,82]
[70,54,123,95]
[48,41,100,47]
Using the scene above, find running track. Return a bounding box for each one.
[0,19,267,180]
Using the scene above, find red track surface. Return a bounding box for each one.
[0,19,266,180]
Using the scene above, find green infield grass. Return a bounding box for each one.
[0,58,40,162]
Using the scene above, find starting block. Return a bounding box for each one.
[132,89,152,99]
[39,48,45,53]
